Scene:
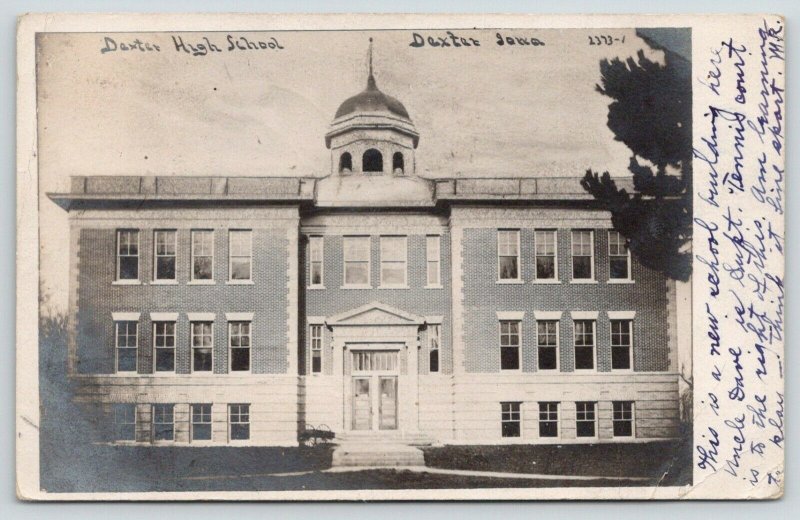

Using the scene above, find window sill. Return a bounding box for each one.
[570,279,599,285]
[307,285,326,290]
[425,284,444,289]
[112,280,141,286]
[226,280,255,285]
[496,279,524,285]
[188,280,216,285]
[378,285,410,290]
[531,279,561,285]
[607,279,635,284]
[151,280,179,285]
[340,285,373,290]
[573,368,598,373]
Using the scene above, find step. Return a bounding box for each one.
[337,431,437,446]
[332,443,426,467]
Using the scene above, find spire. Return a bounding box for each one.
[367,37,377,90]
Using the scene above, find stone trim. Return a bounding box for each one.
[607,311,636,320]
[150,312,178,321]
[112,312,141,321]
[570,311,599,320]
[187,312,216,321]
[533,311,563,321]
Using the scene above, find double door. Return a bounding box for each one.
[352,375,398,431]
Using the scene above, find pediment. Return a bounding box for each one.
[327,301,425,326]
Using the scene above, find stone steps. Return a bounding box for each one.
[331,443,425,467]
[337,431,436,446]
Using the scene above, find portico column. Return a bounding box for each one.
[406,335,420,432]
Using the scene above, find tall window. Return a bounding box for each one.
[611,320,633,370]
[309,236,324,287]
[608,230,631,280]
[380,236,407,286]
[537,320,559,370]
[191,404,212,441]
[538,402,559,438]
[191,230,214,281]
[362,148,383,173]
[229,230,252,281]
[152,404,175,441]
[113,403,136,441]
[116,230,139,281]
[501,402,521,437]
[154,230,177,281]
[500,320,521,370]
[612,401,634,437]
[392,151,404,174]
[534,230,557,280]
[343,236,370,286]
[115,321,138,373]
[574,320,595,370]
[426,235,441,286]
[428,324,440,373]
[153,321,176,372]
[339,152,352,173]
[575,401,596,437]
[571,230,594,280]
[191,322,213,372]
[229,404,250,440]
[229,321,251,372]
[498,230,520,280]
[309,324,323,374]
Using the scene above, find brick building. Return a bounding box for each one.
[49,69,683,447]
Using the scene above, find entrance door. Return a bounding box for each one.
[379,376,398,430]
[352,377,371,430]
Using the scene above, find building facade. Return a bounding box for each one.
[50,70,682,447]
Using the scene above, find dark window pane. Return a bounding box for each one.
[157,257,176,279]
[610,257,629,279]
[536,257,555,279]
[614,421,633,437]
[499,257,518,279]
[231,423,250,440]
[311,265,322,285]
[573,256,591,278]
[193,423,212,441]
[501,347,519,370]
[538,347,557,370]
[154,424,174,441]
[231,259,251,280]
[575,346,594,370]
[577,421,595,437]
[117,350,137,372]
[116,423,136,441]
[539,421,558,437]
[612,347,631,370]
[429,350,439,373]
[155,349,175,372]
[311,355,321,374]
[193,349,212,371]
[362,149,383,172]
[231,348,250,371]
[194,257,213,279]
[501,421,520,438]
[119,257,138,280]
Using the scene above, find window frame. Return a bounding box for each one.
[610,319,634,371]
[538,402,559,438]
[501,401,522,438]
[191,403,213,442]
[152,404,175,442]
[499,320,522,371]
[228,321,251,373]
[575,401,598,438]
[228,229,253,282]
[608,230,632,281]
[190,229,215,283]
[152,321,176,373]
[497,229,521,282]
[115,229,140,282]
[114,320,138,374]
[113,403,137,442]
[536,320,560,371]
[428,323,441,373]
[228,403,251,441]
[573,320,596,371]
[309,324,323,375]
[308,235,324,288]
[570,230,595,281]
[612,401,636,438]
[426,235,442,288]
[533,229,559,282]
[190,321,214,373]
[379,235,408,287]
[153,229,178,282]
[342,235,371,288]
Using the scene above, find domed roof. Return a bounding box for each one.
[334,74,411,120]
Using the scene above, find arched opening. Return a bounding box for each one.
[392,152,405,174]
[339,152,352,173]
[362,149,383,173]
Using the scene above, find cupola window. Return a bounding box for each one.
[392,152,405,174]
[339,152,353,173]
[362,149,383,173]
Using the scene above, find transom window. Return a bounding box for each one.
[191,230,214,281]
[534,230,557,280]
[310,324,323,374]
[115,321,138,373]
[352,351,398,372]
[309,236,324,287]
[500,320,521,371]
[229,404,250,440]
[498,230,520,280]
[191,404,212,441]
[191,322,213,372]
[612,401,635,437]
[152,404,175,442]
[571,230,594,280]
[154,230,177,281]
[501,402,521,438]
[116,230,139,281]
[611,320,633,370]
[229,321,251,372]
[380,236,407,286]
[574,320,595,370]
[229,230,252,281]
[538,402,559,438]
[113,403,136,441]
[343,236,370,286]
[537,320,559,370]
[575,401,597,437]
[153,321,176,373]
[608,230,631,280]
[428,324,440,373]
[426,235,441,286]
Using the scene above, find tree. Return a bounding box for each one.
[581,32,692,281]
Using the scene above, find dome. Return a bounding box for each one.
[334,74,411,120]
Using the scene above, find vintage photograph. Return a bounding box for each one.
[16,13,784,500]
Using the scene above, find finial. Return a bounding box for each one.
[368,37,374,78]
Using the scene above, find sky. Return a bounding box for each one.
[37,28,665,309]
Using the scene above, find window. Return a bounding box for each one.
[501,402,521,437]
[229,321,250,372]
[116,230,139,281]
[574,320,595,370]
[362,148,383,173]
[115,321,138,373]
[498,230,520,280]
[380,236,407,286]
[426,235,441,286]
[191,404,212,441]
[612,401,635,437]
[152,404,174,441]
[339,152,352,173]
[154,230,177,281]
[343,236,370,286]
[538,402,559,438]
[428,324,440,373]
[309,324,323,374]
[392,152,404,174]
[534,230,557,280]
[229,404,250,440]
[113,404,136,441]
[309,236,324,287]
[537,320,559,370]
[153,321,176,372]
[229,230,252,281]
[611,320,633,370]
[571,230,594,280]
[576,401,596,437]
[352,351,398,372]
[191,322,213,372]
[608,230,631,280]
[191,230,214,281]
[500,320,521,370]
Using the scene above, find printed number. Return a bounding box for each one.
[588,35,626,46]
